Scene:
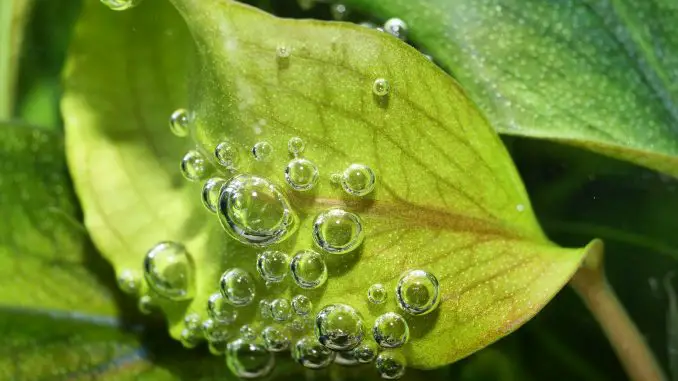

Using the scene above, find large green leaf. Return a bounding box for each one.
[340,0,678,177]
[62,0,596,371]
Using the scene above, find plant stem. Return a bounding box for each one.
[570,246,666,381]
[0,0,34,119]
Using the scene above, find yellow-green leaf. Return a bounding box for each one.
[62,0,598,371]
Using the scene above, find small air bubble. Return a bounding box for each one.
[169,108,189,137]
[207,292,238,324]
[330,173,342,185]
[342,163,376,196]
[239,325,258,340]
[220,268,256,307]
[270,298,292,322]
[252,141,273,161]
[276,44,292,59]
[184,313,201,331]
[290,250,328,289]
[315,304,364,351]
[285,158,319,191]
[372,78,390,97]
[227,338,275,378]
[180,150,209,182]
[375,350,407,379]
[117,269,141,295]
[260,299,272,320]
[262,326,290,352]
[383,18,408,41]
[201,177,227,213]
[373,312,409,348]
[396,270,440,315]
[138,295,154,315]
[202,318,231,343]
[287,136,305,156]
[256,250,290,284]
[100,0,142,11]
[368,283,387,304]
[214,141,239,169]
[292,294,312,315]
[312,208,364,254]
[143,241,195,301]
[330,3,349,20]
[353,341,378,363]
[180,327,201,349]
[293,336,335,369]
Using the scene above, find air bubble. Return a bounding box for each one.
[143,241,195,301]
[353,341,378,363]
[383,18,408,41]
[341,163,376,196]
[202,318,231,343]
[180,150,209,182]
[287,137,305,156]
[252,141,273,161]
[330,3,349,20]
[256,250,290,284]
[169,108,189,137]
[312,208,364,254]
[180,327,201,349]
[297,0,315,10]
[315,304,364,351]
[201,177,227,213]
[207,292,238,324]
[290,250,327,289]
[368,283,387,304]
[270,298,292,322]
[220,269,256,307]
[214,141,239,169]
[259,299,272,320]
[373,312,409,348]
[226,339,275,379]
[372,78,390,97]
[184,313,201,331]
[100,0,141,11]
[117,269,141,295]
[276,44,292,59]
[292,336,336,369]
[292,295,312,315]
[218,174,298,246]
[262,326,289,352]
[396,270,440,315]
[330,173,342,185]
[239,325,258,340]
[375,350,407,379]
[284,158,319,191]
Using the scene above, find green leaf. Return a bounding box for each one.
[340,0,678,177]
[62,0,596,370]
[0,0,33,118]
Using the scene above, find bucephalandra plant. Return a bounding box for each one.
[1,0,677,380]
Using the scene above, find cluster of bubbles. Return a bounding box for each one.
[99,1,442,377]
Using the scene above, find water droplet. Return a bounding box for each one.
[214,141,239,169]
[284,158,319,191]
[359,21,379,29]
[292,295,312,315]
[138,295,154,314]
[372,78,390,97]
[203,318,231,343]
[383,18,408,41]
[259,299,272,320]
[292,336,336,369]
[290,250,327,289]
[368,283,387,304]
[143,241,195,301]
[330,173,342,185]
[180,150,209,182]
[396,270,440,315]
[516,203,525,212]
[262,326,289,352]
[169,108,189,137]
[353,341,378,363]
[117,269,141,295]
[270,298,292,322]
[100,0,141,11]
[226,339,275,379]
[375,350,407,379]
[341,163,376,196]
[220,268,257,307]
[201,177,227,213]
[256,250,290,283]
[239,325,258,340]
[218,174,298,246]
[297,0,315,10]
[207,292,238,324]
[252,141,273,161]
[315,304,364,351]
[287,137,305,156]
[373,312,409,348]
[335,350,360,366]
[184,313,201,331]
[276,44,292,59]
[312,208,364,254]
[330,3,349,20]
[180,327,201,349]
